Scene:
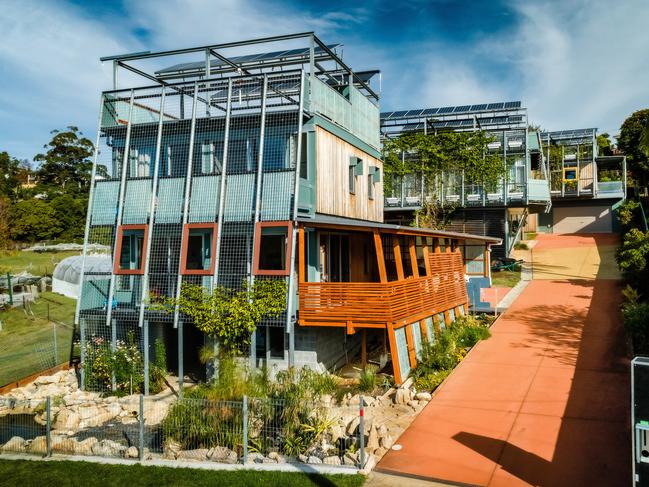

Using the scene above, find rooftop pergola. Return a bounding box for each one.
[100,32,380,102]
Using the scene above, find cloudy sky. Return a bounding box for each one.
[1,0,648,162]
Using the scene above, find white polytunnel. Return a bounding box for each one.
[52,254,112,299]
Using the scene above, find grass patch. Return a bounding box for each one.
[0,250,79,276]
[491,269,521,288]
[0,459,365,487]
[0,292,75,385]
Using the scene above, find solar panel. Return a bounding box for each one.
[405,109,424,117]
[460,119,473,126]
[504,101,522,109]
[422,108,439,115]
[487,102,504,110]
[390,110,409,118]
[437,107,454,114]
[453,105,472,113]
[470,104,488,111]
[380,112,394,119]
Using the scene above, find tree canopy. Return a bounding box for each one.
[618,109,649,184]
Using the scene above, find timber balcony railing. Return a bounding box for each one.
[298,271,467,328]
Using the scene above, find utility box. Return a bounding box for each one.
[632,357,649,486]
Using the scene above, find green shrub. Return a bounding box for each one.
[623,301,649,354]
[514,242,529,250]
[149,338,168,394]
[413,369,451,391]
[358,365,378,393]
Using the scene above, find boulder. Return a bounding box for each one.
[163,440,181,460]
[415,392,432,402]
[91,439,126,458]
[343,451,359,466]
[328,423,344,444]
[394,388,410,405]
[51,436,77,454]
[2,436,27,453]
[366,425,380,450]
[53,409,80,430]
[346,416,360,435]
[380,434,394,450]
[208,446,238,464]
[268,451,286,464]
[125,446,139,459]
[373,446,388,458]
[246,452,265,464]
[28,436,48,454]
[75,437,98,455]
[177,448,209,461]
[307,455,323,464]
[323,455,341,466]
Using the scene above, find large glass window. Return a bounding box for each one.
[181,223,217,275]
[114,225,147,275]
[254,222,292,276]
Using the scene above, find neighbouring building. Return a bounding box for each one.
[380,102,552,259]
[75,33,500,390]
[531,128,627,234]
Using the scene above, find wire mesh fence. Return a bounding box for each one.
[0,394,366,469]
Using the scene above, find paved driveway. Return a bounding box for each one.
[376,234,630,486]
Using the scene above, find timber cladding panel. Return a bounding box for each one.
[315,125,383,222]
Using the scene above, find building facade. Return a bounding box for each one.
[380,102,552,258]
[75,33,499,391]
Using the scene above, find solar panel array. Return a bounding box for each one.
[381,101,522,121]
[156,44,341,75]
[540,128,596,140]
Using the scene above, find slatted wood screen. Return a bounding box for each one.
[298,249,468,327]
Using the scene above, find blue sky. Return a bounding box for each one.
[1,0,648,162]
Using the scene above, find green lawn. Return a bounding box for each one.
[0,292,76,386]
[0,460,366,487]
[0,250,80,276]
[491,269,522,288]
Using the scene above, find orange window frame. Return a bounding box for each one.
[114,224,149,275]
[180,223,219,275]
[253,221,293,276]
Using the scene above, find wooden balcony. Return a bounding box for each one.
[298,252,467,330]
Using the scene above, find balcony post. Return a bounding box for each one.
[393,237,405,280]
[373,229,387,283]
[421,240,432,276]
[408,237,419,278]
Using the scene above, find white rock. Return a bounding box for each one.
[323,455,341,465]
[91,439,126,458]
[75,437,98,455]
[2,436,27,453]
[53,409,80,430]
[246,452,265,464]
[268,451,286,463]
[366,425,380,450]
[415,392,432,402]
[28,436,48,454]
[307,455,323,464]
[208,446,237,464]
[346,416,360,435]
[125,446,139,458]
[177,448,209,461]
[51,436,77,454]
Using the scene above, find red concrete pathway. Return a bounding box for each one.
[377,235,630,486]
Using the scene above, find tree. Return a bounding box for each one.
[34,126,98,192]
[618,109,649,185]
[597,132,613,156]
[0,152,31,200]
[155,279,287,356]
[49,193,87,242]
[9,199,62,243]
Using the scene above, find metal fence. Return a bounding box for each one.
[0,394,366,469]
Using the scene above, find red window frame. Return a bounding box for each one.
[253,221,293,276]
[180,223,219,275]
[114,224,149,275]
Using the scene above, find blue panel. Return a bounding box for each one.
[224,173,255,221]
[156,177,184,223]
[422,108,439,115]
[437,106,454,114]
[261,171,293,221]
[425,317,435,342]
[412,323,423,360]
[453,105,471,112]
[189,175,221,223]
[90,180,119,225]
[470,104,488,111]
[487,102,504,109]
[437,312,446,332]
[122,179,151,224]
[504,101,522,109]
[395,326,411,378]
[449,308,456,323]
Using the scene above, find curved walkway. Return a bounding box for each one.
[376,234,630,486]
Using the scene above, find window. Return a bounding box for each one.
[349,156,363,194]
[253,222,293,276]
[180,223,218,275]
[114,225,148,275]
[299,132,308,180]
[268,327,285,359]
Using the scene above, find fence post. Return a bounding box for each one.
[45,396,52,457]
[359,395,365,469]
[139,394,144,461]
[242,395,248,465]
